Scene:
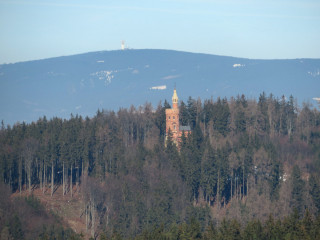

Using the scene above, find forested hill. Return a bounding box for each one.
[1,49,320,125]
[1,93,320,239]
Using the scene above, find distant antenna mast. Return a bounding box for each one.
[121,40,125,50]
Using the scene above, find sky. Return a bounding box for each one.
[0,0,319,64]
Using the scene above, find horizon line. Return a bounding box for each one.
[1,48,320,65]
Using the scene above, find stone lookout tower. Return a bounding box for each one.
[165,88,191,146]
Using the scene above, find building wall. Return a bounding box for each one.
[165,108,180,140]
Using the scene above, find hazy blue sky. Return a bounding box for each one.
[0,0,319,63]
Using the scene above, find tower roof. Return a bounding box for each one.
[172,88,178,103]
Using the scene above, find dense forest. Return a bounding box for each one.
[1,92,320,239]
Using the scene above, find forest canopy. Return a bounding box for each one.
[1,93,320,239]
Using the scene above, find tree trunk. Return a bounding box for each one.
[85,203,88,231]
[203,113,206,136]
[70,164,73,198]
[230,174,233,200]
[106,205,109,227]
[43,162,46,194]
[36,158,39,187]
[39,159,42,191]
[24,168,27,191]
[131,123,134,145]
[288,120,292,138]
[247,175,249,197]
[217,170,220,209]
[243,163,245,198]
[234,175,238,199]
[19,158,22,195]
[80,161,86,193]
[87,203,90,232]
[90,196,95,238]
[63,161,65,196]
[51,161,54,197]
[28,162,31,195]
[76,165,78,193]
[9,168,11,192]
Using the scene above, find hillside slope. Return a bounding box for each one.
[1,49,320,125]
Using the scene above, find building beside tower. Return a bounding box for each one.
[165,88,191,146]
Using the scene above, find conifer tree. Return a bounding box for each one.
[291,165,305,214]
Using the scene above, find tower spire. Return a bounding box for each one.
[172,87,178,109]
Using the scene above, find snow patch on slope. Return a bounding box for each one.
[308,69,320,77]
[90,70,116,86]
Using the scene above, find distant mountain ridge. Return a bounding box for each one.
[1,49,319,125]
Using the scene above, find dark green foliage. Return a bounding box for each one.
[187,96,198,129]
[256,93,270,135]
[134,211,320,240]
[282,209,305,240]
[213,98,230,136]
[25,194,44,212]
[235,109,246,133]
[291,165,305,214]
[218,219,241,240]
[1,93,320,239]
[155,101,170,138]
[38,224,83,240]
[309,175,320,213]
[179,100,189,126]
[263,215,283,240]
[8,214,24,240]
[201,145,217,203]
[181,125,203,200]
[235,95,248,133]
[242,219,263,240]
[269,159,282,201]
[0,183,82,240]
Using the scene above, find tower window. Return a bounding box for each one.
[173,116,175,120]
[169,116,170,119]
[174,125,176,130]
